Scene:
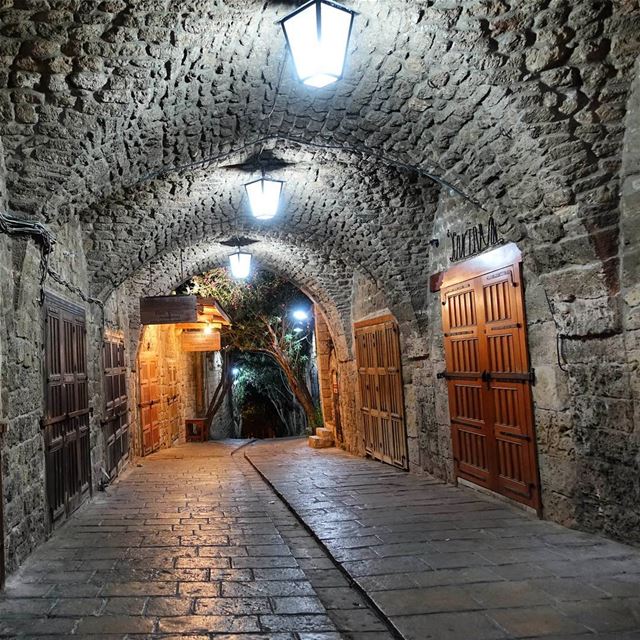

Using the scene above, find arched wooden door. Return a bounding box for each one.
[440,244,541,511]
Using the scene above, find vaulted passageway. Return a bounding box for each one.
[0,0,639,611]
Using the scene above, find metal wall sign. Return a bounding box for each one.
[447,215,503,263]
[140,295,197,325]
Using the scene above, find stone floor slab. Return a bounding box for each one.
[0,442,392,638]
[246,438,640,640]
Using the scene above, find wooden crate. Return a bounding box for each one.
[185,418,207,442]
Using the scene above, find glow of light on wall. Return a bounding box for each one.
[280,0,356,88]
[244,177,284,220]
[229,250,252,279]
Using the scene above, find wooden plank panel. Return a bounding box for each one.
[181,330,221,352]
[140,295,197,325]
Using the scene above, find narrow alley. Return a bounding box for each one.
[1,439,639,639]
[0,441,391,639]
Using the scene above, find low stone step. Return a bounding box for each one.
[316,427,333,439]
[308,435,333,449]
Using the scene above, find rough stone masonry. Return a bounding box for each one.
[0,0,638,580]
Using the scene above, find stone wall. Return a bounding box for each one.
[136,324,197,453]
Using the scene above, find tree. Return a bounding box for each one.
[185,268,320,431]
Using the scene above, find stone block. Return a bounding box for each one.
[532,365,570,411]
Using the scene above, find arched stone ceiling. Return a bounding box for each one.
[3,0,638,234]
[86,144,440,325]
[120,238,361,359]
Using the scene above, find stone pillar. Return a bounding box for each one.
[314,308,334,431]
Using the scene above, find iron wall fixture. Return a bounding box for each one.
[279,0,356,88]
[447,215,503,263]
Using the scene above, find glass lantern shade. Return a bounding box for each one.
[244,177,283,220]
[281,0,355,88]
[229,250,252,279]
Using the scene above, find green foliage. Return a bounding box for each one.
[187,268,314,379]
[231,353,287,407]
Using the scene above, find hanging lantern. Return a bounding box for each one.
[244,176,284,220]
[229,249,252,279]
[280,0,356,88]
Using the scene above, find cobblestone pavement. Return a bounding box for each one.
[0,441,394,639]
[246,439,640,640]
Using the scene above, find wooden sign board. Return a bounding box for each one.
[140,296,197,325]
[181,330,221,352]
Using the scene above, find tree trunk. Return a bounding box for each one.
[204,350,231,431]
[254,347,318,430]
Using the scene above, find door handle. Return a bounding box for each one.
[481,370,491,383]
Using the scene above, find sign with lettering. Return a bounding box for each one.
[447,215,503,263]
[181,330,221,352]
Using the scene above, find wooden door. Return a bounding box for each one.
[166,359,181,442]
[138,352,160,455]
[103,336,129,478]
[355,315,408,469]
[440,244,541,510]
[43,294,91,525]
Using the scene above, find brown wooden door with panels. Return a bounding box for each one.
[43,293,91,525]
[354,315,408,470]
[138,352,161,455]
[440,244,541,511]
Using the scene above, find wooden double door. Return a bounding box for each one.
[355,316,408,469]
[43,294,91,525]
[440,244,541,510]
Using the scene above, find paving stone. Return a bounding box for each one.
[371,586,479,616]
[75,614,156,634]
[157,614,261,633]
[393,611,509,640]
[271,596,326,614]
[259,613,336,632]
[102,596,147,615]
[194,596,272,615]
[487,606,592,638]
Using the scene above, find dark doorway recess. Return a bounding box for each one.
[354,315,408,470]
[240,395,286,439]
[440,243,541,512]
[43,293,91,526]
